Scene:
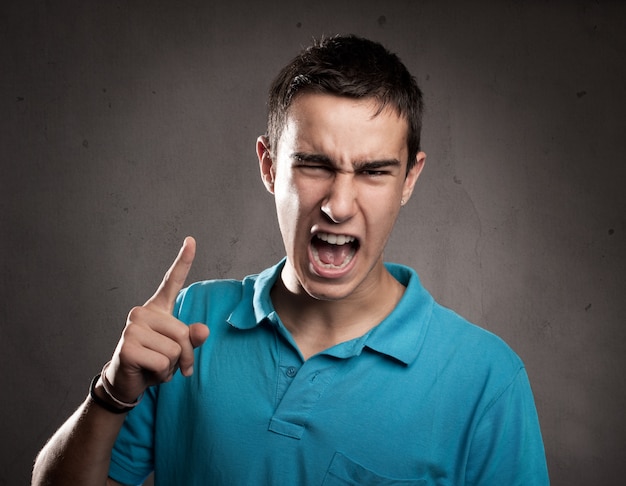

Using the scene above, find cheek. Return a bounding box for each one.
[377,206,400,233]
[274,184,300,219]
[274,185,308,240]
[363,192,401,237]
[276,177,320,213]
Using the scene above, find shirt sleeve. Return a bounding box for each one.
[465,367,549,485]
[108,385,158,485]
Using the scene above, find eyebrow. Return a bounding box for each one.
[292,152,332,164]
[291,152,402,170]
[354,159,402,171]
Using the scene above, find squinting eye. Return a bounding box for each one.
[362,170,388,177]
[299,164,332,174]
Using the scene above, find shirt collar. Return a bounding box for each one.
[227,260,433,366]
[363,263,434,365]
[227,260,285,330]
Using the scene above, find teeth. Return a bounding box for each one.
[316,232,355,245]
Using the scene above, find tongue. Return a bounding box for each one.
[316,240,352,266]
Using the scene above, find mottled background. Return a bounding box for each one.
[2,1,625,484]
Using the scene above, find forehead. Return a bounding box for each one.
[278,93,409,163]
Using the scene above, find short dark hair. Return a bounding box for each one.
[266,34,424,171]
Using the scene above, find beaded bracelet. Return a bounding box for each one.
[88,361,143,414]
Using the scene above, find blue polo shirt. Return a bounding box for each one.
[109,260,548,485]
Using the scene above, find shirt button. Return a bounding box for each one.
[286,366,297,377]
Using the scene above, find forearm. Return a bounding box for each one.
[33,238,206,485]
[32,382,127,486]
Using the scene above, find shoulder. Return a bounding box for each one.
[386,261,523,371]
[172,261,284,327]
[167,279,246,333]
[420,301,530,417]
[182,277,246,300]
[177,278,245,311]
[430,302,523,370]
[387,262,524,387]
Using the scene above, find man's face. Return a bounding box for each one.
[258,93,425,302]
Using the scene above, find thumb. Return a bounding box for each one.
[189,323,210,349]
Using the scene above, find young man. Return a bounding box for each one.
[33,35,549,485]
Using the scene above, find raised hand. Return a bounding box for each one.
[103,236,209,403]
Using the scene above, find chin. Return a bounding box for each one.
[299,272,362,302]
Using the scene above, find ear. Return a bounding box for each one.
[257,135,276,194]
[401,151,426,205]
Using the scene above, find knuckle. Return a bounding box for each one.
[155,353,172,373]
[126,305,147,323]
[117,340,141,364]
[173,324,190,341]
[165,341,183,360]
[121,319,144,340]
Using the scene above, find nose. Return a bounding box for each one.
[321,173,357,223]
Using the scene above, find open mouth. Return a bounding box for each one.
[310,232,359,269]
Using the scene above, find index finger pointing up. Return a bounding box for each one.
[146,236,196,311]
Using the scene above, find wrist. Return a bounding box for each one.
[100,361,144,406]
[88,362,144,414]
[89,374,133,414]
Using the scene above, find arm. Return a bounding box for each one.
[32,391,126,485]
[466,367,549,485]
[32,237,209,485]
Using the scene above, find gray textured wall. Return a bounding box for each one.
[2,1,625,484]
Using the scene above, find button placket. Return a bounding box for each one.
[269,358,340,439]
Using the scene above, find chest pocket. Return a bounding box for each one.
[322,452,428,485]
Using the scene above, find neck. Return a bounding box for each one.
[270,266,405,360]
